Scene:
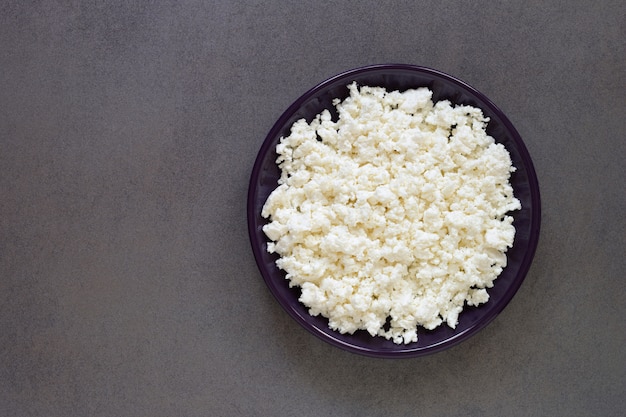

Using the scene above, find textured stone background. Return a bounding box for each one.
[1,1,624,416]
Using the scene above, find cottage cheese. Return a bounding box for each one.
[262,82,521,344]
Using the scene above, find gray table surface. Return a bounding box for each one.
[1,1,624,416]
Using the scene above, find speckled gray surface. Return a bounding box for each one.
[1,1,624,416]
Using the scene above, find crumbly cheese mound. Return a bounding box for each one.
[261,82,521,345]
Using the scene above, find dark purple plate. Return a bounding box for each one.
[247,64,540,358]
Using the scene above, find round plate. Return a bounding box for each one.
[247,64,541,358]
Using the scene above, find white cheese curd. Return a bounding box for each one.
[262,82,521,345]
